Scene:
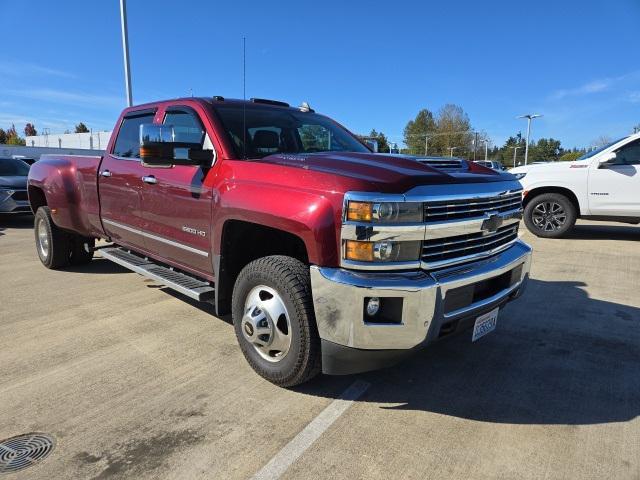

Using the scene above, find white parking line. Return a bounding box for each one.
[251,380,370,480]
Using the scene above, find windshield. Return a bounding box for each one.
[212,105,370,159]
[0,158,30,176]
[577,137,625,160]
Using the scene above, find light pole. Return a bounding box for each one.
[511,146,521,168]
[517,114,542,166]
[424,135,429,155]
[449,147,457,157]
[119,0,133,107]
[484,139,490,161]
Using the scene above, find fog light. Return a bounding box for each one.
[366,297,380,316]
[373,241,393,260]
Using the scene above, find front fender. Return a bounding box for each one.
[522,178,588,215]
[213,182,342,266]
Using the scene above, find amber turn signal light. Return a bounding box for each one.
[346,201,372,222]
[345,240,374,262]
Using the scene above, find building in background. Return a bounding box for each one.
[25,131,112,150]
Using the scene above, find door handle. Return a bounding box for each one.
[100,170,112,177]
[142,175,158,185]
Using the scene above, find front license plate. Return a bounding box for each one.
[472,307,499,342]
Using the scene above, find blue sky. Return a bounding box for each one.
[1,0,638,149]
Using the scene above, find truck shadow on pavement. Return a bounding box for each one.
[298,278,639,426]
[0,214,33,236]
[64,258,130,274]
[564,223,640,241]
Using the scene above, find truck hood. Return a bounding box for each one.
[256,152,515,191]
[0,175,28,189]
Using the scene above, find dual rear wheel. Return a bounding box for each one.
[34,207,94,269]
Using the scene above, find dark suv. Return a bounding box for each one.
[0,158,31,214]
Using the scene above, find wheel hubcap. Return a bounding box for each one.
[241,285,292,362]
[36,218,49,258]
[532,201,566,232]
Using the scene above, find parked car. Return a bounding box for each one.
[474,160,505,171]
[511,133,640,237]
[28,96,532,386]
[12,155,37,165]
[0,157,31,214]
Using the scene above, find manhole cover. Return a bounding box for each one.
[0,433,55,474]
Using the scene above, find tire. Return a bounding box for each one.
[34,206,71,269]
[69,236,95,265]
[524,193,577,238]
[232,256,321,387]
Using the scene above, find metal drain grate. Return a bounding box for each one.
[0,433,55,474]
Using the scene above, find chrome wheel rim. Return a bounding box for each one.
[36,217,49,259]
[241,285,292,362]
[532,201,567,232]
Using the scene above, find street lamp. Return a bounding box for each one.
[511,146,521,168]
[119,0,133,107]
[484,139,490,161]
[449,147,457,157]
[517,114,542,166]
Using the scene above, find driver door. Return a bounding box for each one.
[588,139,640,216]
[139,105,215,279]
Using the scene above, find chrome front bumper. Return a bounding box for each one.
[311,240,532,351]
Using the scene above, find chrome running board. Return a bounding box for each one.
[100,247,215,302]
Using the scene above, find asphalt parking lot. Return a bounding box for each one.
[1,215,639,480]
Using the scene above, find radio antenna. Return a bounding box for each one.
[242,36,246,159]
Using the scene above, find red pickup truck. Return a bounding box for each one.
[28,97,532,386]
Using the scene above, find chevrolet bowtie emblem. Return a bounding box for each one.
[481,214,503,233]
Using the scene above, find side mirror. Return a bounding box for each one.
[598,151,617,166]
[139,124,213,167]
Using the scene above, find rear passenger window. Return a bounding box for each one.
[112,112,155,158]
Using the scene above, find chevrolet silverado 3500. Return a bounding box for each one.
[28,97,532,386]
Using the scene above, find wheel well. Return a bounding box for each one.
[523,187,580,215]
[28,186,47,213]
[215,220,309,315]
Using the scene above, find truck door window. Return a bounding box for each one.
[112,112,155,158]
[615,139,640,165]
[164,109,215,161]
[163,110,205,145]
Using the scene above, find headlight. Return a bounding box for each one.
[345,240,421,262]
[346,201,422,223]
[513,173,527,180]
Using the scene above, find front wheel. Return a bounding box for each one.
[523,193,577,238]
[231,256,321,387]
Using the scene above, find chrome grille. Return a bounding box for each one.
[424,191,522,223]
[422,223,519,268]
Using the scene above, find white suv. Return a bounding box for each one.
[511,133,640,238]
